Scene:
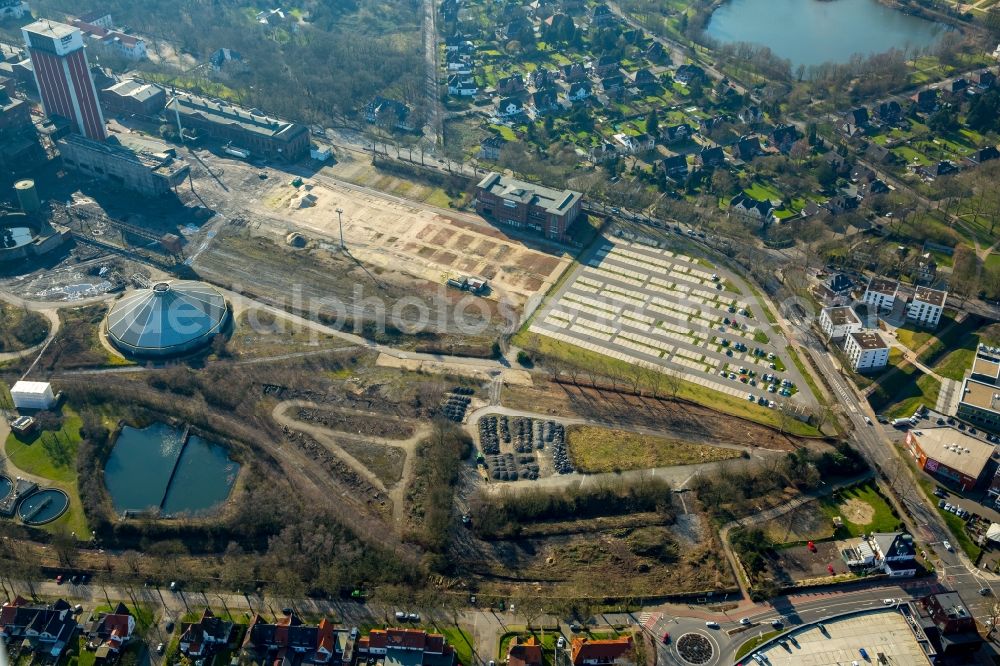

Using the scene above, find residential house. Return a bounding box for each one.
[440,0,459,20]
[769,124,798,153]
[601,75,625,96]
[866,143,892,164]
[531,68,556,89]
[0,0,29,19]
[631,68,656,89]
[945,78,968,96]
[570,637,634,666]
[918,160,958,181]
[242,615,340,665]
[657,154,688,180]
[840,107,869,136]
[567,81,591,102]
[851,165,876,183]
[447,75,478,96]
[732,135,762,161]
[364,96,413,131]
[906,286,947,328]
[356,628,455,666]
[612,132,654,154]
[845,330,889,372]
[969,146,1000,165]
[256,8,286,25]
[479,134,507,160]
[819,306,862,340]
[589,140,618,162]
[593,54,619,77]
[507,636,543,666]
[0,597,78,659]
[445,51,473,74]
[660,123,691,144]
[875,100,903,124]
[497,97,524,117]
[859,178,890,197]
[645,41,666,62]
[828,273,853,294]
[475,171,583,241]
[729,192,774,223]
[697,145,725,168]
[561,62,587,82]
[79,10,114,29]
[973,69,996,89]
[674,63,704,85]
[90,603,136,654]
[871,532,918,577]
[822,194,859,216]
[915,592,983,661]
[532,89,559,113]
[209,47,243,71]
[912,253,938,285]
[497,74,525,96]
[862,277,899,311]
[737,105,763,125]
[501,18,533,41]
[444,35,473,52]
[72,19,148,60]
[698,115,727,135]
[591,3,614,26]
[179,608,233,658]
[913,88,939,113]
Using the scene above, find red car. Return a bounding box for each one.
[55,575,64,584]
[661,632,670,645]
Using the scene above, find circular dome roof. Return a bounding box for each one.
[107,280,228,357]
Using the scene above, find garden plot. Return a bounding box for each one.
[530,238,806,409]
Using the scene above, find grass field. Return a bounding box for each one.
[5,406,88,535]
[735,630,780,660]
[786,346,822,403]
[567,425,743,473]
[818,482,901,538]
[896,325,937,353]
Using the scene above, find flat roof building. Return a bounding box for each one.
[971,344,1000,384]
[845,330,889,372]
[907,286,947,328]
[956,377,1000,433]
[862,276,899,312]
[165,92,309,161]
[915,591,983,661]
[10,381,55,410]
[820,305,862,340]
[474,172,583,242]
[57,133,189,196]
[905,427,994,491]
[100,79,166,118]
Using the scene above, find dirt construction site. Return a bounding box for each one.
[257,175,571,310]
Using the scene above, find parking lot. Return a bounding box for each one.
[754,610,931,666]
[528,236,816,412]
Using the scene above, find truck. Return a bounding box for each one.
[446,275,489,295]
[891,417,912,428]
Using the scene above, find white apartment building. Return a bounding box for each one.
[845,330,890,372]
[907,286,947,328]
[862,276,899,312]
[820,306,863,340]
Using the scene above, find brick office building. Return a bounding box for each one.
[474,172,583,242]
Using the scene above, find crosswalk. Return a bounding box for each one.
[638,612,662,629]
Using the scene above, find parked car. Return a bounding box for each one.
[165,621,175,633]
[55,575,63,585]
[395,611,406,620]
[882,598,895,606]
[408,613,420,622]
[943,540,954,552]
[705,621,719,629]
[558,637,566,649]
[156,643,165,654]
[739,618,751,626]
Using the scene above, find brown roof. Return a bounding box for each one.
[387,628,428,649]
[823,306,860,326]
[913,286,947,307]
[571,637,633,666]
[849,330,888,351]
[508,636,543,666]
[866,276,898,296]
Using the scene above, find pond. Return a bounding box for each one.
[18,488,69,525]
[104,422,240,516]
[705,0,949,69]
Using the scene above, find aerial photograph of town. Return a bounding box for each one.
[3,0,1000,664]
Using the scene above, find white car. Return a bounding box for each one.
[943,540,954,552]
[882,598,895,605]
[739,617,751,626]
[705,621,719,629]
[557,637,566,649]
[395,611,406,620]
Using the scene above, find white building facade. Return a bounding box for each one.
[845,331,889,372]
[906,286,947,328]
[820,306,863,340]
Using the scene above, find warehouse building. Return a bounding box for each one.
[165,92,310,161]
[905,427,994,491]
[100,79,166,118]
[10,381,56,410]
[819,306,862,340]
[474,172,583,242]
[57,134,189,196]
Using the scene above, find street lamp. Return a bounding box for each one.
[336,208,345,250]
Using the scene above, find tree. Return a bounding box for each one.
[927,106,959,135]
[646,109,659,138]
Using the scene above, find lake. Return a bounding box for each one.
[705,0,948,69]
[104,422,240,516]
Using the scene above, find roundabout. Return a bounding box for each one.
[675,632,715,665]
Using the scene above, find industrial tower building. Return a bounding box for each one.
[22,19,106,141]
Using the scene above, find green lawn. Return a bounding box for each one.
[435,626,475,666]
[754,330,770,344]
[786,346,821,403]
[735,630,780,660]
[744,181,783,202]
[883,373,941,420]
[933,348,976,381]
[818,482,902,538]
[896,326,936,353]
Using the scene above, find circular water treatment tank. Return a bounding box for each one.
[17,488,69,525]
[106,280,229,357]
